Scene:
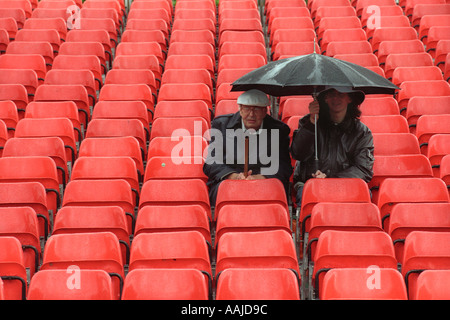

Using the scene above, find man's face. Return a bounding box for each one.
[239,104,267,130]
[323,89,352,114]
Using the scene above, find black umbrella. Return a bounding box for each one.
[231,52,400,169]
[231,53,399,96]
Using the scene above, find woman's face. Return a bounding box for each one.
[323,89,352,115]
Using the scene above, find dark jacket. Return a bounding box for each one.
[290,114,374,184]
[203,111,293,206]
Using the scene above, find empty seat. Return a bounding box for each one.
[104,69,157,101]
[371,27,418,53]
[325,41,372,57]
[217,54,266,74]
[165,54,215,79]
[334,53,379,67]
[0,84,28,116]
[161,68,213,93]
[406,96,450,135]
[391,66,443,87]
[321,268,407,300]
[52,54,102,90]
[145,156,207,183]
[316,16,362,41]
[427,134,450,177]
[0,236,27,300]
[402,231,450,300]
[149,117,209,141]
[440,154,450,195]
[377,39,425,67]
[416,114,450,155]
[15,29,61,56]
[0,100,19,137]
[5,41,54,71]
[52,206,130,264]
[66,29,112,65]
[377,177,449,230]
[414,270,450,300]
[320,28,367,54]
[154,100,211,125]
[58,41,107,74]
[388,203,450,263]
[147,135,208,162]
[360,115,409,133]
[425,26,450,58]
[40,232,124,299]
[384,52,434,80]
[372,133,420,156]
[0,69,38,105]
[27,269,114,300]
[0,207,40,277]
[216,268,300,300]
[158,83,213,111]
[312,230,397,300]
[122,269,209,300]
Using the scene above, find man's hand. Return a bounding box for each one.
[245,170,266,180]
[309,99,320,124]
[312,170,327,179]
[225,170,266,180]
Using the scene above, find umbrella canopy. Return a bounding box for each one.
[231,53,399,97]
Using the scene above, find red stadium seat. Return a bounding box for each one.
[0,236,27,300]
[414,270,450,300]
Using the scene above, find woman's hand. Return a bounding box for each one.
[309,99,320,124]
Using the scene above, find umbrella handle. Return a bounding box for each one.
[244,136,249,178]
[314,114,318,161]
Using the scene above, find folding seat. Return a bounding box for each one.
[215,82,242,106]
[154,100,211,125]
[85,119,147,159]
[320,28,367,55]
[175,8,215,24]
[0,0,32,19]
[0,156,61,216]
[219,18,262,39]
[62,179,135,234]
[0,120,6,155]
[121,29,167,54]
[161,69,213,94]
[147,136,208,163]
[445,53,450,82]
[15,29,61,54]
[22,17,67,42]
[316,16,362,42]
[66,29,112,66]
[435,40,450,72]
[214,100,239,117]
[360,115,409,133]
[377,39,425,67]
[53,206,130,263]
[418,15,450,46]
[0,54,46,85]
[175,0,215,12]
[144,155,207,184]
[402,0,447,17]
[370,154,434,204]
[134,205,211,244]
[406,96,450,136]
[384,52,434,80]
[272,42,320,61]
[116,41,164,66]
[0,8,26,29]
[139,179,211,220]
[0,27,7,53]
[311,230,397,299]
[40,232,124,299]
[313,6,357,29]
[217,54,266,75]
[71,156,140,208]
[398,81,450,117]
[216,268,300,300]
[129,0,173,16]
[370,27,418,53]
[440,154,450,194]
[82,0,123,21]
[219,0,257,13]
[214,179,289,222]
[77,18,118,49]
[270,29,317,54]
[215,203,291,247]
[215,230,300,281]
[334,53,379,67]
[31,7,70,20]
[269,17,313,42]
[58,42,107,75]
[426,26,450,58]
[122,269,209,300]
[427,134,450,178]
[125,18,170,40]
[33,84,90,129]
[167,42,216,65]
[309,0,352,20]
[129,231,212,286]
[280,97,312,123]
[98,84,155,122]
[376,177,449,231]
[169,29,215,47]
[15,118,78,165]
[79,137,144,181]
[325,41,373,57]
[0,83,29,117]
[359,96,400,116]
[0,207,41,277]
[410,3,450,28]
[388,203,450,263]
[216,68,256,92]
[365,15,411,42]
[372,133,420,156]
[80,7,121,31]
[37,0,78,9]
[165,54,215,80]
[354,0,398,18]
[402,231,450,300]
[391,66,443,87]
[149,116,210,142]
[5,41,54,71]
[52,55,103,92]
[414,270,450,300]
[0,101,18,138]
[27,269,114,300]
[321,268,407,300]
[112,55,162,88]
[0,236,28,300]
[219,30,265,49]
[0,69,39,106]
[158,83,213,111]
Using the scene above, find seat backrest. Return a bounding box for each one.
[0,83,28,114]
[91,100,149,132]
[122,269,209,300]
[360,115,409,133]
[384,52,434,80]
[153,100,211,126]
[147,135,208,161]
[371,27,418,53]
[414,270,450,300]
[149,116,209,141]
[372,133,420,156]
[427,134,450,177]
[391,66,443,87]
[321,268,407,300]
[144,156,207,183]
[216,268,300,300]
[0,236,27,300]
[416,114,450,155]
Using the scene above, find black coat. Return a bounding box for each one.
[290,114,374,184]
[203,111,293,206]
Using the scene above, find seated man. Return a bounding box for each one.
[203,89,293,207]
[290,86,374,207]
